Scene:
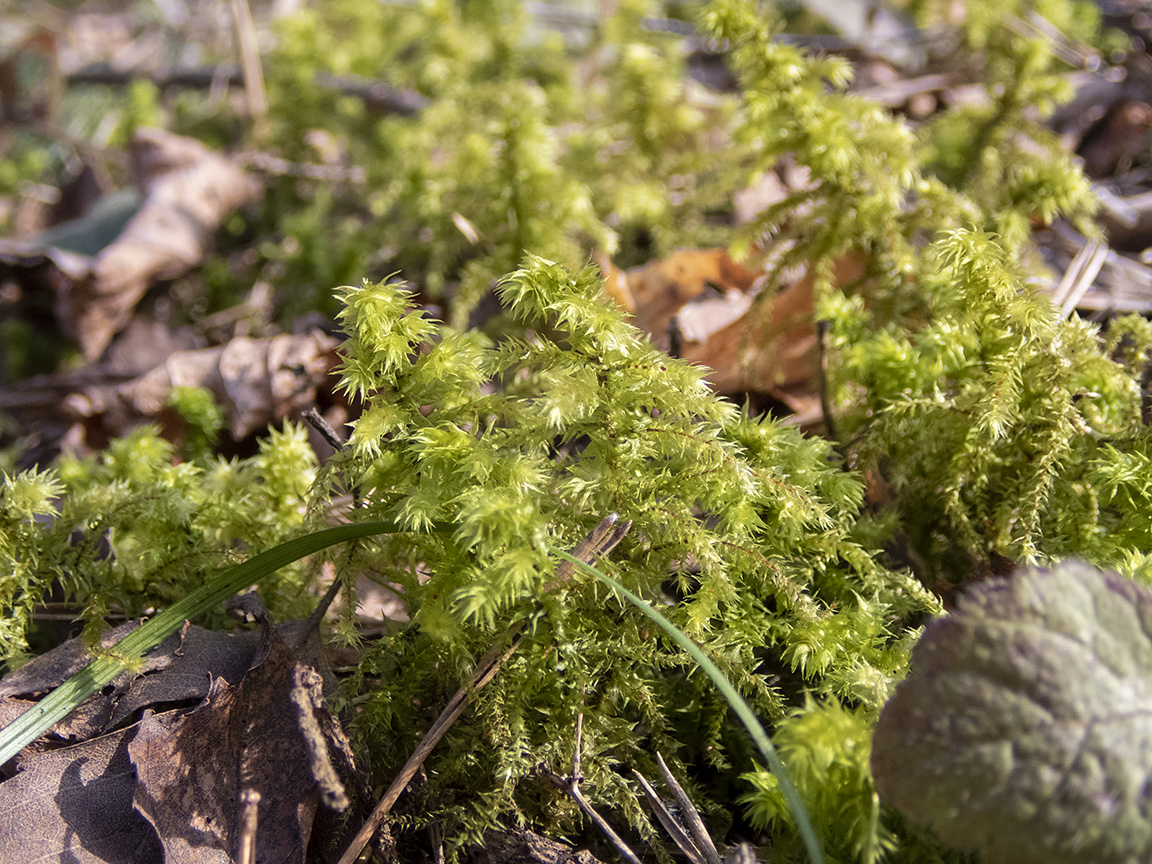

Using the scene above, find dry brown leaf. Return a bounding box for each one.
[128,623,350,864]
[0,724,163,863]
[0,613,355,864]
[0,128,263,361]
[619,247,760,341]
[0,329,339,446]
[0,618,333,761]
[610,248,869,417]
[61,128,263,359]
[1078,98,1152,179]
[594,251,635,313]
[129,329,339,438]
[685,253,867,413]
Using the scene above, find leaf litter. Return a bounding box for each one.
[7,3,1152,863]
[0,603,363,864]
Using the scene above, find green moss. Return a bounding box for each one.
[5,0,1152,860]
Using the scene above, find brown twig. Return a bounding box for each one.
[301,407,347,452]
[67,64,429,116]
[235,788,261,864]
[228,0,268,128]
[335,515,632,864]
[633,753,724,864]
[632,769,706,864]
[653,753,722,864]
[542,713,642,864]
[335,634,521,864]
[816,318,837,441]
[242,150,366,184]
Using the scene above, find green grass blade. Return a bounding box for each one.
[0,520,432,767]
[552,548,825,864]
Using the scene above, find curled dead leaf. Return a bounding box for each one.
[0,128,263,361]
[128,329,339,438]
[606,248,868,418]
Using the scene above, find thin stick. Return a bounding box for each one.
[229,0,268,126]
[302,406,360,509]
[655,752,722,864]
[545,514,630,591]
[68,64,427,116]
[542,713,642,864]
[244,150,366,184]
[632,768,706,864]
[236,788,261,864]
[336,516,631,864]
[816,319,837,440]
[302,407,346,451]
[335,636,521,864]
[1060,240,1108,320]
[1052,238,1107,317]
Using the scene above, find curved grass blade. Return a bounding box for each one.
[0,520,440,767]
[552,548,825,864]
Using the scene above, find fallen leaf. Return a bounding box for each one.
[0,617,333,758]
[0,328,339,446]
[623,248,760,341]
[594,251,635,313]
[871,561,1152,864]
[674,287,752,344]
[0,724,163,863]
[0,610,356,864]
[0,127,263,360]
[130,329,340,438]
[129,622,351,864]
[1077,98,1152,179]
[611,248,867,417]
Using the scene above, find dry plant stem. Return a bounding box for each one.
[297,549,360,649]
[295,412,356,645]
[335,636,522,864]
[816,318,837,441]
[546,714,643,864]
[302,403,364,511]
[655,752,722,864]
[236,788,261,864]
[67,65,428,116]
[244,150,366,183]
[1055,238,1108,319]
[229,0,268,125]
[302,407,348,451]
[632,769,706,864]
[337,515,631,864]
[545,513,631,591]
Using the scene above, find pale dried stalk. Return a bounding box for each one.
[336,515,631,864]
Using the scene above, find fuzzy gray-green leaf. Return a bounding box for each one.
[871,561,1152,864]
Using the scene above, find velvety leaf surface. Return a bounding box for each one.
[871,561,1152,864]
